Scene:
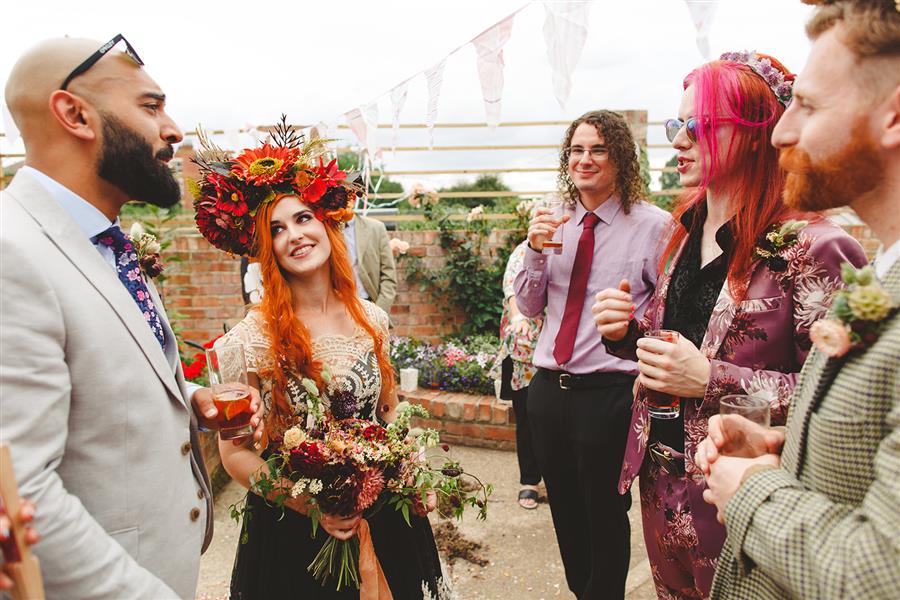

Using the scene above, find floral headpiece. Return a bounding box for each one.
[190,116,363,256]
[719,51,795,107]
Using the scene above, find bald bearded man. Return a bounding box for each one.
[0,37,260,598]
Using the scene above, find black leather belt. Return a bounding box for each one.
[538,368,635,391]
[647,441,685,476]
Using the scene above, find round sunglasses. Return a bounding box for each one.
[664,118,702,143]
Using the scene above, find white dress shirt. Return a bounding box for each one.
[874,239,900,280]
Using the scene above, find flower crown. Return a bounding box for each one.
[719,51,795,107]
[190,116,363,256]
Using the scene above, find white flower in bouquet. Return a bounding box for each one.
[283,426,306,450]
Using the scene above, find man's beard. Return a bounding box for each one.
[780,128,884,212]
[97,114,182,208]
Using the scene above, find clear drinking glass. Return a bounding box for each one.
[542,198,565,255]
[719,394,771,427]
[205,343,253,440]
[642,329,681,419]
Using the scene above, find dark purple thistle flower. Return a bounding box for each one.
[329,389,359,420]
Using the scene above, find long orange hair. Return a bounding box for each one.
[252,197,395,442]
[660,54,810,301]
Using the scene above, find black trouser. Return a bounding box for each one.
[527,368,634,600]
[511,386,541,486]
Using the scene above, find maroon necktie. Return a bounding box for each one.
[553,212,601,366]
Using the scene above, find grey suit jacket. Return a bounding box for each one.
[0,171,213,599]
[353,215,397,315]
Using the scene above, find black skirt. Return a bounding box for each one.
[230,491,445,599]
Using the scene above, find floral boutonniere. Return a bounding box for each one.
[753,219,808,272]
[128,222,165,279]
[810,263,898,358]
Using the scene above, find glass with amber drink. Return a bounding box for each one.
[542,197,565,255]
[642,329,681,419]
[205,343,253,440]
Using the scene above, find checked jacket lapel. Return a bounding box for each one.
[782,260,900,475]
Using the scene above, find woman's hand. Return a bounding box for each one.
[319,511,362,541]
[509,315,531,337]
[591,279,634,341]
[527,207,570,251]
[635,334,710,398]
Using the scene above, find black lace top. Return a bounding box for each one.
[651,205,733,451]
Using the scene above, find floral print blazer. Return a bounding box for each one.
[607,218,867,534]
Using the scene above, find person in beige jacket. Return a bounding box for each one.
[0,36,261,599]
[343,213,398,315]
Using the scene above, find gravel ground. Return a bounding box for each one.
[196,446,658,600]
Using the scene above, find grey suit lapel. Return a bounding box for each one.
[5,173,185,406]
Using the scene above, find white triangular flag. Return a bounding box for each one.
[389,82,408,152]
[424,59,447,149]
[542,1,591,110]
[472,15,515,128]
[684,0,719,59]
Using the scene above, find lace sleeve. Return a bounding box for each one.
[214,311,270,374]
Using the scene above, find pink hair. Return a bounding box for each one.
[661,54,809,300]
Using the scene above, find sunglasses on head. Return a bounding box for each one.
[60,34,144,91]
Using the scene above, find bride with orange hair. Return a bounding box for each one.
[192,123,447,599]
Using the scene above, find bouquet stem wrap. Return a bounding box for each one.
[358,519,392,600]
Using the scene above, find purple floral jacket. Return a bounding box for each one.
[606,219,867,550]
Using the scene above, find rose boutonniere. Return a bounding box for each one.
[753,219,808,272]
[810,263,898,358]
[128,222,165,279]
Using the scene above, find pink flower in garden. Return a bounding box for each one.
[444,346,467,366]
[356,469,385,511]
[389,238,410,257]
[810,319,851,358]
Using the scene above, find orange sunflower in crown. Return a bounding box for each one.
[231,143,300,186]
[189,115,364,256]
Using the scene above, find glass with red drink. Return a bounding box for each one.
[641,329,681,419]
[205,343,253,440]
[542,198,565,255]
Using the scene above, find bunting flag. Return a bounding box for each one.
[473,14,515,128]
[542,0,591,109]
[684,0,719,59]
[389,82,408,152]
[345,103,380,161]
[1,102,20,146]
[424,59,447,149]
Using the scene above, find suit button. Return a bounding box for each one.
[181,441,192,455]
[190,507,201,522]
[197,489,205,500]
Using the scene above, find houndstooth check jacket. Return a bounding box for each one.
[710,260,900,599]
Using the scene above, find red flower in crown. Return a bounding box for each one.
[231,144,299,186]
[209,174,249,217]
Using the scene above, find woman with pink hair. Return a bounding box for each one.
[592,52,867,598]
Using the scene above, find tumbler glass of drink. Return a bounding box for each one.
[542,198,565,255]
[642,329,681,419]
[719,394,771,427]
[205,343,253,440]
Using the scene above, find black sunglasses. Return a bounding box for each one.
[60,34,144,91]
[664,118,702,143]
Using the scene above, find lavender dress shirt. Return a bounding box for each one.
[514,196,673,374]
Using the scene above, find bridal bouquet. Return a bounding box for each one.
[233,376,491,590]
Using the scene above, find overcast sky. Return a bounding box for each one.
[1,0,816,194]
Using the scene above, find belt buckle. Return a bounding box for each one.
[559,373,571,390]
